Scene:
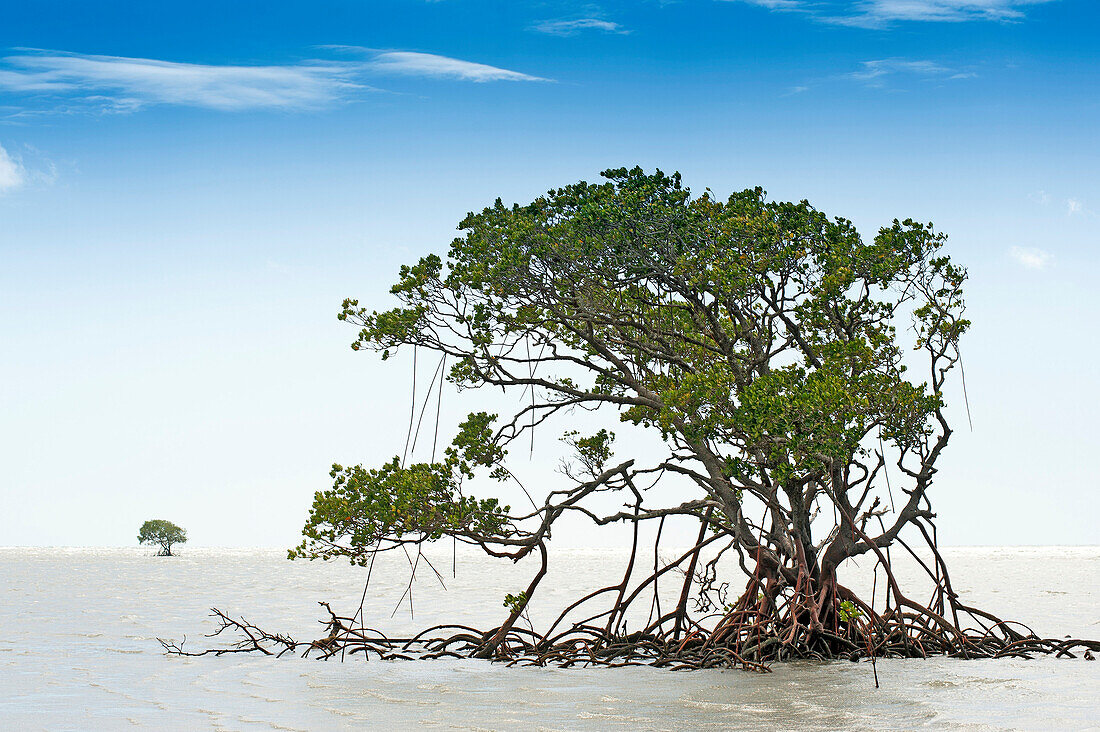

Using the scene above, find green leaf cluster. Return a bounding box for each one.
[503,591,528,614]
[561,429,615,478]
[290,415,513,564]
[838,599,864,623]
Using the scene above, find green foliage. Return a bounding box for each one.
[446,412,509,480]
[309,167,969,568]
[503,591,528,614]
[470,171,938,462]
[561,429,615,478]
[839,600,863,623]
[290,436,513,564]
[138,519,187,556]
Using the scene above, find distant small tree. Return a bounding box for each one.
[138,519,187,556]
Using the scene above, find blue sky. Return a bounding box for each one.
[1,0,1097,547]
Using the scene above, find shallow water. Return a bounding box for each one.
[1,546,1097,730]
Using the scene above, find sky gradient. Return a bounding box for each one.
[1,0,1097,547]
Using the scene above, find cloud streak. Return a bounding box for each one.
[723,0,1058,27]
[0,51,365,111]
[0,143,24,193]
[0,49,546,114]
[531,18,630,36]
[845,58,974,87]
[363,51,548,82]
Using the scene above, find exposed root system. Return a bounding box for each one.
[163,529,1099,673]
[162,601,1100,672]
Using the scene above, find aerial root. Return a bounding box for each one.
[160,600,1100,671]
[162,523,1099,671]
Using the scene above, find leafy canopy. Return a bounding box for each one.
[293,167,968,568]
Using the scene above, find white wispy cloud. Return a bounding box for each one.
[840,0,1057,26]
[849,58,949,80]
[363,51,548,82]
[735,0,806,8]
[0,51,365,111]
[1009,246,1052,270]
[845,58,972,87]
[0,49,547,114]
[0,143,24,193]
[1066,198,1082,215]
[721,0,1058,27]
[531,18,630,36]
